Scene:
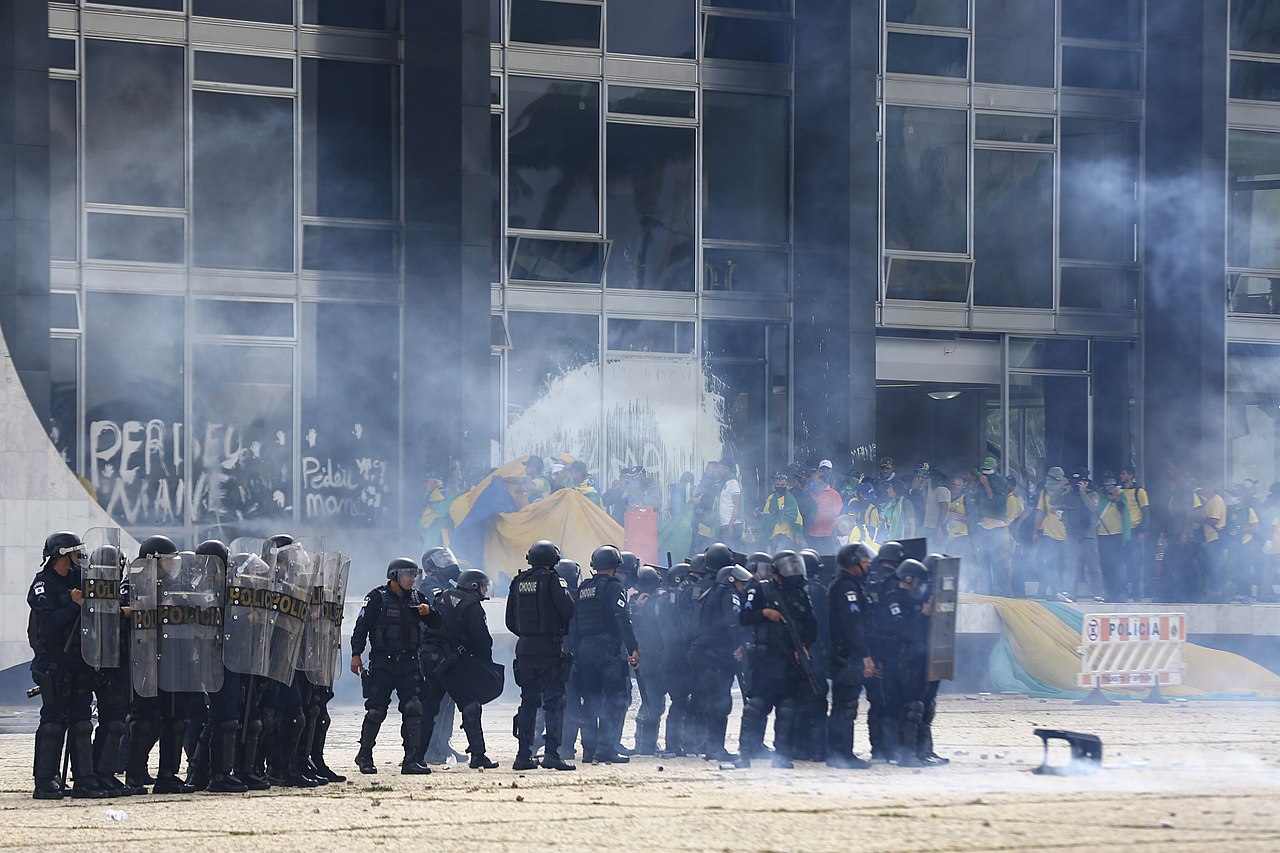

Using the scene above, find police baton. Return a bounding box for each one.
[633,665,651,708]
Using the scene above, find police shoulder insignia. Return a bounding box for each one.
[845,591,857,602]
[616,597,626,608]
[889,602,901,616]
[33,582,46,596]
[559,578,568,588]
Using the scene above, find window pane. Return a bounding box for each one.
[510,0,601,48]
[50,80,77,261]
[886,32,967,77]
[703,92,788,243]
[1231,60,1280,102]
[84,40,184,208]
[1060,266,1139,311]
[886,0,966,28]
[506,311,601,469]
[84,293,185,526]
[885,257,970,302]
[885,106,967,253]
[510,237,607,284]
[194,0,292,23]
[975,113,1053,144]
[1060,119,1138,262]
[492,0,503,42]
[491,113,502,279]
[50,337,78,470]
[302,225,399,274]
[86,0,182,10]
[49,38,75,71]
[86,213,185,264]
[1062,46,1140,91]
[1232,0,1280,54]
[51,292,78,329]
[703,246,788,293]
[606,124,695,291]
[973,149,1053,308]
[608,86,696,118]
[195,52,293,87]
[194,300,294,337]
[607,0,695,59]
[704,15,792,64]
[1062,0,1141,42]
[507,77,600,232]
[302,59,399,220]
[192,344,294,527]
[1230,273,1280,314]
[974,0,1054,88]
[300,302,399,525]
[1009,338,1088,370]
[303,0,397,30]
[705,0,789,11]
[607,319,694,353]
[194,92,294,272]
[1230,130,1280,270]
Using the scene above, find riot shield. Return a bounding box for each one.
[926,556,961,682]
[223,552,275,678]
[305,551,349,687]
[264,543,315,684]
[297,547,329,676]
[128,556,159,698]
[81,527,124,669]
[158,552,225,693]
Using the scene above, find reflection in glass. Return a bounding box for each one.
[974,0,1054,88]
[86,214,184,264]
[607,0,696,59]
[194,92,294,272]
[303,0,397,30]
[705,0,789,11]
[84,40,185,208]
[703,247,788,293]
[302,59,399,220]
[886,0,966,27]
[1231,60,1280,102]
[194,0,292,23]
[886,32,967,77]
[50,80,77,261]
[608,86,696,118]
[975,113,1053,144]
[492,0,503,43]
[1228,343,1280,486]
[303,226,398,275]
[606,124,695,291]
[884,257,970,302]
[1230,273,1280,314]
[1061,0,1141,42]
[50,293,78,330]
[1008,337,1088,371]
[1230,130,1280,271]
[195,52,293,87]
[703,92,788,243]
[703,15,792,64]
[1231,0,1280,54]
[194,300,294,337]
[1060,119,1139,262]
[1062,46,1140,91]
[510,0,601,48]
[884,106,967,254]
[1060,266,1139,311]
[508,77,600,233]
[974,149,1053,308]
[49,337,78,470]
[703,320,789,483]
[510,237,608,284]
[49,38,75,71]
[607,319,694,353]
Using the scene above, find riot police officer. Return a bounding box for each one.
[656,562,692,755]
[794,549,830,761]
[85,542,141,796]
[553,558,584,760]
[573,546,640,764]
[736,550,815,768]
[416,547,463,765]
[827,543,876,769]
[506,540,577,771]
[879,558,932,767]
[28,531,109,799]
[350,557,440,775]
[417,569,501,769]
[916,555,951,767]
[686,552,750,762]
[863,540,905,762]
[630,565,665,755]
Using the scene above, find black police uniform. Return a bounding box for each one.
[351,583,440,771]
[794,572,830,760]
[630,582,666,755]
[737,575,816,764]
[861,559,899,760]
[415,573,459,764]
[570,573,638,762]
[658,573,696,755]
[827,569,873,767]
[505,565,575,767]
[686,579,744,760]
[417,586,496,766]
[28,562,103,798]
[878,583,930,765]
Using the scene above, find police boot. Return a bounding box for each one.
[356,708,385,774]
[896,701,925,768]
[153,721,196,794]
[634,718,660,756]
[703,716,736,763]
[310,714,346,783]
[124,718,159,791]
[296,705,327,785]
[68,720,111,799]
[735,697,769,767]
[269,714,317,788]
[208,721,248,794]
[512,712,538,771]
[93,719,140,795]
[238,719,271,790]
[32,721,67,800]
[186,727,211,791]
[458,703,497,769]
[769,702,795,769]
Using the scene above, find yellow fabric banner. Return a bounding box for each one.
[484,487,625,573]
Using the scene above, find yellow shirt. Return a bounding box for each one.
[1006,494,1024,524]
[947,496,968,537]
[1037,490,1066,541]
[1194,493,1226,543]
[1097,495,1123,536]
[1119,486,1149,528]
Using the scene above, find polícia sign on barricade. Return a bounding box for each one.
[1076,613,1187,705]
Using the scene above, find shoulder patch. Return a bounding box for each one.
[559,578,569,588]
[845,591,857,602]
[33,582,46,597]
[889,602,901,617]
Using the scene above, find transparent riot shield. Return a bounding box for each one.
[926,556,961,682]
[297,547,328,676]
[158,552,225,693]
[128,556,159,698]
[223,552,275,678]
[305,552,350,687]
[263,543,315,685]
[81,527,124,669]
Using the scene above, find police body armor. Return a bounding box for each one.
[158,552,226,693]
[573,576,617,640]
[435,588,505,704]
[512,567,567,645]
[223,541,315,684]
[372,587,426,656]
[304,551,350,688]
[81,527,123,669]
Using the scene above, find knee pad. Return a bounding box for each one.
[37,720,66,741]
[217,719,239,739]
[71,719,93,739]
[402,699,423,719]
[459,702,482,726]
[745,696,771,716]
[102,719,127,740]
[710,696,732,719]
[365,707,388,726]
[905,700,924,724]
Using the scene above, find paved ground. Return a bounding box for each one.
[0,695,1278,851]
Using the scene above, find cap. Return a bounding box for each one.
[772,471,790,480]
[980,456,998,474]
[818,459,833,470]
[915,461,931,474]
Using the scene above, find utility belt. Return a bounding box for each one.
[372,651,417,663]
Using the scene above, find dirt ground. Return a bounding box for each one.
[0,694,1277,852]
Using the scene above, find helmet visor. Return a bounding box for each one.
[774,554,805,578]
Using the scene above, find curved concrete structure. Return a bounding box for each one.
[0,326,136,669]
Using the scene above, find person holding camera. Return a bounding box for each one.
[1060,468,1103,600]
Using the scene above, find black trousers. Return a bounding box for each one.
[574,642,630,759]
[514,653,568,759]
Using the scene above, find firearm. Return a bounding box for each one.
[773,591,822,695]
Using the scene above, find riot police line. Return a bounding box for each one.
[26,528,956,799]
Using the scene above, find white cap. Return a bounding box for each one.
[818,459,833,469]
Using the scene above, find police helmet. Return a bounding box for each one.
[772,550,806,578]
[386,556,421,582]
[636,566,661,593]
[89,544,124,573]
[422,546,462,583]
[590,545,623,572]
[799,549,822,578]
[876,541,906,566]
[745,551,773,578]
[138,535,179,559]
[668,563,691,587]
[42,531,84,568]
[555,559,581,590]
[195,539,230,565]
[688,554,707,576]
[266,533,295,549]
[619,551,641,578]
[837,542,875,569]
[716,564,752,585]
[896,558,930,585]
[526,540,561,568]
[704,543,735,572]
[457,568,491,599]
